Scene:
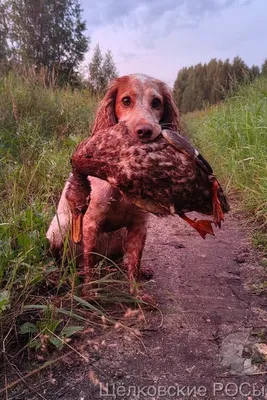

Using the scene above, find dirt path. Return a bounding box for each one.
[10,211,267,400]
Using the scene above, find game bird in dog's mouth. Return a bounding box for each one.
[66,122,230,243]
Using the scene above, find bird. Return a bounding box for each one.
[66,122,230,244]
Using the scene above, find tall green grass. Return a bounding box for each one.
[184,77,267,240]
[0,72,99,350]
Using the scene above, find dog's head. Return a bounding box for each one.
[92,74,180,142]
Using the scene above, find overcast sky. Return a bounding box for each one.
[80,0,267,87]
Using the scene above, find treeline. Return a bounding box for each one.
[0,0,118,90]
[174,57,267,114]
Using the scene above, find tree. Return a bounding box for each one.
[194,63,206,110]
[261,59,267,77]
[232,56,249,84]
[102,50,118,88]
[205,58,217,104]
[7,0,89,84]
[88,44,118,93]
[249,65,260,81]
[180,67,196,113]
[88,44,104,92]
[173,67,190,109]
[0,0,9,62]
[217,58,232,96]
[215,59,226,101]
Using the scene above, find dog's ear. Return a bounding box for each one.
[160,83,180,132]
[91,78,119,135]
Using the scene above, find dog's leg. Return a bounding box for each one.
[124,217,148,294]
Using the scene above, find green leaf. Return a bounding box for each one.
[49,336,63,350]
[28,339,41,349]
[61,325,83,338]
[73,295,103,314]
[0,290,10,312]
[20,322,38,335]
[38,319,62,334]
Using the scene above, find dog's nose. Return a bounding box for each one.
[136,124,153,141]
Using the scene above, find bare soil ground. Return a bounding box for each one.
[7,209,267,400]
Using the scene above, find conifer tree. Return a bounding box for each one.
[0,0,9,62]
[88,44,103,92]
[88,44,118,93]
[102,50,118,88]
[261,59,267,77]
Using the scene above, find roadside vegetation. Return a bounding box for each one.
[0,70,90,347]
[184,77,267,252]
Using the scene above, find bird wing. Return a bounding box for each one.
[162,130,213,175]
[161,129,227,234]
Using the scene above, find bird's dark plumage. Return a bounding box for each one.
[161,130,213,175]
[67,123,230,240]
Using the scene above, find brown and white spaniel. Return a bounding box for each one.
[46,74,180,294]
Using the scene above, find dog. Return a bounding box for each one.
[46,74,180,293]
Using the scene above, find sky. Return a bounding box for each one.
[80,0,267,87]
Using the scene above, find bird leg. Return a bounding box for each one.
[72,214,83,244]
[179,179,225,238]
[66,173,91,244]
[179,213,215,239]
[212,179,224,228]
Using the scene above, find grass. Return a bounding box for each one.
[0,71,95,352]
[184,77,267,250]
[0,71,145,365]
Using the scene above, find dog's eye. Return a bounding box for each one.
[152,98,162,108]
[122,97,131,107]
